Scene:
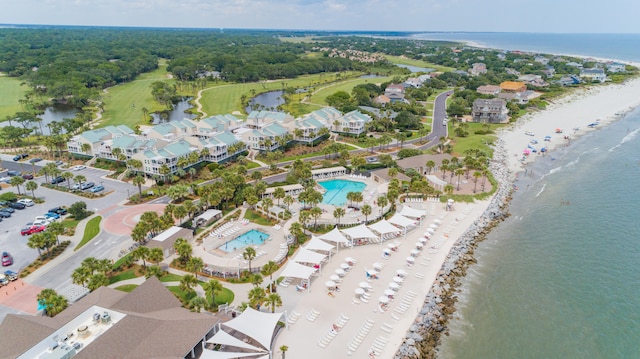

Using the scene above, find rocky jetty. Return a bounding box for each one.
[393,139,514,359]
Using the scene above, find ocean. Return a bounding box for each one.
[409,33,640,359]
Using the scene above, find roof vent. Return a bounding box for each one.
[77,325,90,339]
[93,313,101,322]
[101,311,111,324]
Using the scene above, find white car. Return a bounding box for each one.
[73,165,86,171]
[525,131,535,136]
[32,219,52,227]
[17,199,34,207]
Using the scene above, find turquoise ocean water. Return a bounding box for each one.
[409,33,640,359]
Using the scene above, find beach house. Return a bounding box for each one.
[471,99,509,124]
[335,110,372,136]
[476,85,501,96]
[580,68,607,83]
[606,62,626,73]
[469,63,487,76]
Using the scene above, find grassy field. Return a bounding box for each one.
[384,55,456,73]
[0,75,29,119]
[306,76,395,105]
[115,284,138,292]
[74,216,102,250]
[199,72,361,116]
[99,59,177,128]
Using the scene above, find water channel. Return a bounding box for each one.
[150,97,197,124]
[395,64,435,73]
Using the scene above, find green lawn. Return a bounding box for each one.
[159,273,183,282]
[384,55,456,73]
[0,75,30,119]
[109,268,140,284]
[115,284,138,292]
[208,287,235,306]
[307,76,394,105]
[74,216,102,251]
[99,60,177,128]
[199,71,362,116]
[244,209,277,226]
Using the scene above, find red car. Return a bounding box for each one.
[20,225,46,236]
[2,252,12,266]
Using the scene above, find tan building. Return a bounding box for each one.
[476,85,501,96]
[147,226,194,258]
[0,278,217,359]
[500,81,527,93]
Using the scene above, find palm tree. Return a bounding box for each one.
[264,293,283,313]
[249,286,266,310]
[80,143,92,155]
[173,205,188,224]
[133,175,145,196]
[243,247,257,272]
[261,197,274,218]
[283,195,294,211]
[179,274,198,294]
[37,289,68,317]
[189,296,207,313]
[455,168,465,190]
[280,345,289,359]
[289,222,303,244]
[310,206,322,227]
[183,200,197,220]
[203,279,224,310]
[132,246,150,268]
[250,273,263,287]
[426,160,435,175]
[47,222,65,245]
[261,260,279,291]
[377,195,388,215]
[62,171,74,190]
[25,180,38,198]
[473,171,482,193]
[444,184,454,196]
[273,187,285,207]
[186,256,204,276]
[333,207,345,225]
[361,204,372,223]
[10,176,24,195]
[72,266,92,287]
[148,248,164,266]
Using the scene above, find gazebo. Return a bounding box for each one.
[399,206,427,224]
[388,213,417,235]
[279,261,318,291]
[367,219,403,242]
[292,247,327,269]
[318,227,349,251]
[340,224,379,245]
[305,236,335,258]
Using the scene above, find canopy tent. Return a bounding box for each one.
[399,206,427,220]
[305,236,335,253]
[292,247,326,265]
[222,308,284,350]
[318,226,349,252]
[341,224,378,243]
[388,213,416,228]
[206,329,264,352]
[368,219,402,235]
[280,261,317,281]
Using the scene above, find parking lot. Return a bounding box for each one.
[0,154,140,274]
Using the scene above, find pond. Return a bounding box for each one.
[359,74,385,78]
[0,104,78,135]
[245,90,285,114]
[396,64,435,73]
[151,97,197,124]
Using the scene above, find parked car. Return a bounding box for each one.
[7,171,19,177]
[0,274,7,286]
[0,211,11,218]
[17,199,34,207]
[48,207,68,215]
[80,182,95,190]
[8,202,25,210]
[51,176,65,184]
[3,270,18,281]
[21,225,45,235]
[21,173,34,180]
[55,160,64,166]
[90,185,104,193]
[32,219,51,227]
[0,207,15,213]
[28,158,43,164]
[44,212,60,220]
[2,252,13,266]
[12,153,28,161]
[73,165,86,171]
[0,177,9,184]
[525,131,535,136]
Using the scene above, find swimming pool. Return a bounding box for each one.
[218,229,269,253]
[318,179,367,206]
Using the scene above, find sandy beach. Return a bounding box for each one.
[267,74,640,358]
[500,75,640,175]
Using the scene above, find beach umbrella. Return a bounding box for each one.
[325,281,336,289]
[433,219,442,224]
[396,269,408,277]
[384,289,395,297]
[354,288,365,296]
[379,296,390,304]
[373,262,384,271]
[427,228,435,234]
[429,224,438,229]
[389,282,400,290]
[330,275,340,282]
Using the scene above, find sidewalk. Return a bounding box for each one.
[23,214,97,284]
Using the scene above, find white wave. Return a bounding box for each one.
[608,128,640,152]
[535,184,547,198]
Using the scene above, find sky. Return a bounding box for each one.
[0,0,638,33]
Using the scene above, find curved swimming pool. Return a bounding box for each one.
[318,179,367,206]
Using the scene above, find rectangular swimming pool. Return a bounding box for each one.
[319,179,367,206]
[218,229,269,253]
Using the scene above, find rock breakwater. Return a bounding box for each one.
[393,139,514,359]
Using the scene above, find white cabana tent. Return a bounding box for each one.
[305,236,335,258]
[292,247,326,266]
[368,219,403,242]
[202,308,283,358]
[399,206,427,223]
[206,330,264,352]
[388,213,417,235]
[340,224,379,244]
[318,226,349,252]
[280,261,317,281]
[427,174,447,191]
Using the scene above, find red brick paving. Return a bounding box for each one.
[102,204,167,236]
[0,279,43,314]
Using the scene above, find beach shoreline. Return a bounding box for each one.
[391,76,640,358]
